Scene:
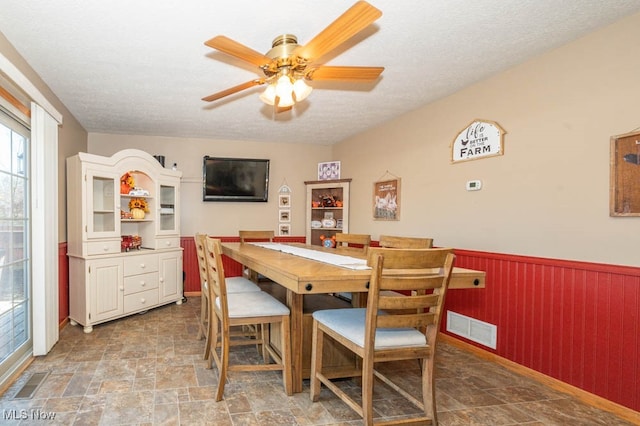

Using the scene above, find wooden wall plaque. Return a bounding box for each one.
[610,130,640,216]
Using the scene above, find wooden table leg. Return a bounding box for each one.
[286,290,304,393]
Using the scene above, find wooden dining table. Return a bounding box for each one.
[221,242,485,393]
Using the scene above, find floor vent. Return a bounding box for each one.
[446,311,497,349]
[13,372,49,399]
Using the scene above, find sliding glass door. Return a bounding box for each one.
[0,109,31,380]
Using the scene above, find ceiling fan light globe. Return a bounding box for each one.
[276,91,295,108]
[275,75,294,98]
[259,84,277,105]
[293,79,312,101]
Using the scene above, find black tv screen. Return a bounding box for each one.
[203,156,270,202]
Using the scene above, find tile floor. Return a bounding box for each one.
[0,297,634,425]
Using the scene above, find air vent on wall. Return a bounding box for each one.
[446,311,497,349]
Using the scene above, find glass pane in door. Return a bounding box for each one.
[0,112,31,377]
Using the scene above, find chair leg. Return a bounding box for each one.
[361,355,375,426]
[280,317,293,395]
[215,325,230,402]
[422,357,437,424]
[206,313,218,370]
[261,323,270,363]
[309,321,324,401]
[197,293,208,340]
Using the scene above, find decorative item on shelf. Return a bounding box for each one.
[129,197,149,219]
[311,200,320,208]
[311,220,322,229]
[319,194,337,207]
[319,234,336,248]
[120,172,135,194]
[321,217,337,228]
[121,235,142,252]
[120,210,133,220]
[128,187,150,196]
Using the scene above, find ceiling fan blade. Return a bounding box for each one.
[306,66,384,81]
[202,79,264,102]
[204,35,272,68]
[295,1,382,61]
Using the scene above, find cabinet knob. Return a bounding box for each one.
[159,277,164,283]
[140,298,146,304]
[140,281,146,286]
[103,246,109,251]
[119,286,124,291]
[165,241,171,246]
[140,263,145,269]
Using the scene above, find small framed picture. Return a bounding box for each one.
[278,194,290,208]
[318,161,341,180]
[279,224,290,236]
[279,209,290,222]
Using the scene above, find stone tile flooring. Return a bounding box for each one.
[0,297,635,425]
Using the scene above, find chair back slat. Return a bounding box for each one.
[379,275,447,291]
[335,233,371,254]
[239,230,274,243]
[377,312,436,329]
[379,235,433,249]
[378,293,439,311]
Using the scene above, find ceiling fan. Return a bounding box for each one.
[201,1,384,110]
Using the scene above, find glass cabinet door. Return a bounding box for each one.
[158,181,178,234]
[86,170,119,238]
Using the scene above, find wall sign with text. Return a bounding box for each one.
[451,119,506,163]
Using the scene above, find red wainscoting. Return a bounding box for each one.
[59,240,640,412]
[446,249,640,413]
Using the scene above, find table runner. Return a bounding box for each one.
[250,243,371,270]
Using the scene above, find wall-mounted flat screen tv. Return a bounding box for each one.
[203,156,270,202]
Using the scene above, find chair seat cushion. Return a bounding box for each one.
[218,291,290,318]
[226,277,261,293]
[313,308,426,349]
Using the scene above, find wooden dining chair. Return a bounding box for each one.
[204,237,293,401]
[379,234,433,249]
[194,233,260,362]
[309,247,455,425]
[335,233,371,254]
[239,230,275,283]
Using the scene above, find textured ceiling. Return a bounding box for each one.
[1,1,640,145]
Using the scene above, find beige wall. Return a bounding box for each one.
[88,133,332,237]
[334,12,640,267]
[0,33,88,242]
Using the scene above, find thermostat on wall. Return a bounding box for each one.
[466,180,482,191]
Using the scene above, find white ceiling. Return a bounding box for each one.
[1,1,640,145]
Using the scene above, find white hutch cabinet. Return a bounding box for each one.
[66,149,182,332]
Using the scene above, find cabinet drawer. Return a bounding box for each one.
[124,288,159,313]
[86,240,121,256]
[124,254,158,276]
[155,237,181,250]
[124,272,159,295]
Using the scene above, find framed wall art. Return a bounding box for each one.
[278,223,290,236]
[373,176,401,220]
[317,161,341,180]
[610,130,640,216]
[278,194,290,208]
